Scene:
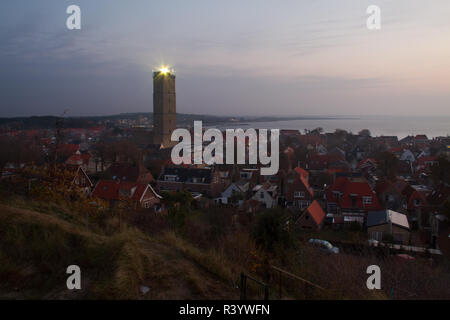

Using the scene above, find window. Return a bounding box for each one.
[363,196,372,205]
[260,192,264,199]
[350,195,358,207]
[332,191,341,200]
[294,191,305,198]
[164,175,177,182]
[414,199,421,206]
[298,200,309,209]
[240,172,250,179]
[370,231,383,241]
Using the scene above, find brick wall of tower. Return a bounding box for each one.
[153,72,176,147]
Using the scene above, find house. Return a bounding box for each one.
[260,169,284,188]
[297,134,324,148]
[157,166,222,197]
[415,156,439,173]
[375,180,406,211]
[350,145,365,161]
[399,149,415,163]
[216,166,233,188]
[401,184,432,229]
[414,134,429,145]
[284,167,314,210]
[217,180,250,205]
[358,158,377,173]
[251,182,278,208]
[66,165,94,195]
[106,162,155,185]
[398,159,413,175]
[416,149,430,159]
[296,200,326,231]
[367,210,410,244]
[65,152,97,173]
[404,185,431,212]
[399,135,414,146]
[326,176,382,220]
[378,136,399,148]
[388,147,404,158]
[238,168,260,186]
[315,144,327,155]
[92,179,162,210]
[22,164,93,197]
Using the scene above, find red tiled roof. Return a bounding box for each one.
[66,153,90,166]
[407,190,430,210]
[300,175,314,197]
[306,200,326,225]
[281,130,301,136]
[107,162,154,183]
[92,180,150,202]
[388,147,404,153]
[416,156,438,165]
[294,167,308,178]
[326,177,382,211]
[358,158,376,169]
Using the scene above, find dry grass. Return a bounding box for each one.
[0,204,237,299]
[1,197,449,300]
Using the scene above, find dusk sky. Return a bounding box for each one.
[1,0,450,117]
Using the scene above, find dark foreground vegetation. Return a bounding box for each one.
[1,185,449,300]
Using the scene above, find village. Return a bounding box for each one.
[1,123,449,260]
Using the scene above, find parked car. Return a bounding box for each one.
[308,238,339,254]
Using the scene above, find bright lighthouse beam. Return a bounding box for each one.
[159,66,171,74]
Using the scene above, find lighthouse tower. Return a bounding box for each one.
[153,66,176,147]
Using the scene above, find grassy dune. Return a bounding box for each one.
[0,200,448,300]
[0,204,237,299]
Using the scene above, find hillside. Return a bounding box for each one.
[0,198,449,300]
[0,204,237,299]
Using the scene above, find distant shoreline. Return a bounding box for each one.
[1,113,448,138]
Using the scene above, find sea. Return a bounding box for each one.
[216,115,450,139]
